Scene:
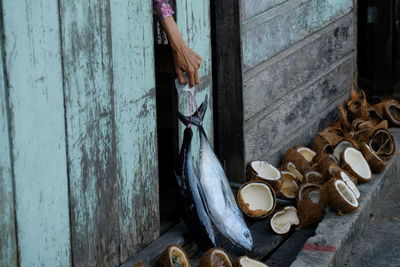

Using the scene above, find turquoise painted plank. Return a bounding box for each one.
[2,0,71,266]
[175,0,214,162]
[0,19,17,266]
[242,0,353,71]
[110,0,159,262]
[59,1,121,265]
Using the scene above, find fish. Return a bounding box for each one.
[178,96,253,251]
[175,100,216,249]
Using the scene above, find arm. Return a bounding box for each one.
[154,0,202,87]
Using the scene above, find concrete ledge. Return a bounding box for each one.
[291,128,400,267]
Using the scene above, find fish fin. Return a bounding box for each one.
[177,95,208,127]
[196,182,216,245]
[220,178,243,218]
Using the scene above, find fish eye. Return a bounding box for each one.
[244,232,250,238]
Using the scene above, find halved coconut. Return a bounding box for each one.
[374,100,400,127]
[295,147,316,163]
[199,248,233,267]
[312,134,334,156]
[234,256,269,267]
[280,149,310,173]
[340,147,372,183]
[297,184,324,229]
[237,182,276,218]
[339,171,360,199]
[304,171,325,185]
[315,154,339,178]
[369,128,396,161]
[277,171,299,199]
[360,143,386,173]
[155,244,189,267]
[270,206,299,234]
[332,140,354,161]
[281,161,303,182]
[321,179,359,215]
[246,161,281,188]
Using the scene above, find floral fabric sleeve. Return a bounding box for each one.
[153,0,174,21]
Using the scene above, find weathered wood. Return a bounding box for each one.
[2,0,71,265]
[244,56,353,161]
[242,0,353,71]
[243,13,354,120]
[0,14,17,265]
[175,0,214,163]
[240,0,288,21]
[60,1,120,266]
[110,0,159,262]
[211,0,245,182]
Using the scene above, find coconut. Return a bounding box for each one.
[277,171,299,199]
[135,261,151,267]
[304,171,325,185]
[360,143,386,173]
[339,171,360,199]
[369,128,396,161]
[246,161,281,188]
[281,161,303,182]
[367,105,383,122]
[339,104,352,131]
[312,134,335,156]
[199,248,233,267]
[374,100,400,127]
[281,149,310,173]
[332,140,355,161]
[270,206,300,234]
[324,121,345,137]
[340,147,372,183]
[154,244,189,267]
[297,183,324,229]
[237,182,276,218]
[352,118,366,131]
[315,154,339,178]
[320,179,359,215]
[295,147,316,163]
[234,256,269,267]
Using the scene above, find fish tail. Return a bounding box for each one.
[177,95,208,127]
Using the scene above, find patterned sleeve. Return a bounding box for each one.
[153,0,174,21]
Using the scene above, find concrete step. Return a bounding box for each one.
[291,128,400,267]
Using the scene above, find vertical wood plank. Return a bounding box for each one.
[175,0,214,161]
[59,1,121,266]
[0,12,17,265]
[2,0,71,266]
[110,0,159,262]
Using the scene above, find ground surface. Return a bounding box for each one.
[343,178,400,267]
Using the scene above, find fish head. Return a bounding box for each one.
[225,219,254,251]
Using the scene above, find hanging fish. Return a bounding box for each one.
[175,100,216,249]
[178,96,253,251]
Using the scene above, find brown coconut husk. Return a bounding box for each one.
[352,118,367,131]
[135,261,151,267]
[297,183,324,229]
[320,178,359,215]
[369,128,396,161]
[154,244,189,267]
[339,104,352,132]
[304,171,325,185]
[374,100,400,126]
[342,132,360,150]
[315,153,338,178]
[360,142,386,173]
[280,149,311,174]
[237,181,276,218]
[312,135,333,156]
[367,104,383,122]
[324,121,346,136]
[234,256,269,267]
[199,248,233,267]
[340,147,372,183]
[246,161,281,189]
[354,120,389,144]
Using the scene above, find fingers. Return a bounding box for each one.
[194,70,200,85]
[189,71,196,88]
[176,68,187,85]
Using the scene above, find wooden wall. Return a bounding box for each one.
[0,0,164,266]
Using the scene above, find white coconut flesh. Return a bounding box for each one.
[210,250,231,267]
[296,147,316,162]
[251,161,281,180]
[344,148,371,179]
[270,206,299,234]
[340,172,360,199]
[335,180,358,207]
[169,247,188,267]
[280,172,298,198]
[333,141,354,160]
[239,256,269,267]
[240,183,274,213]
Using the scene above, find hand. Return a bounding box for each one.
[161,17,202,87]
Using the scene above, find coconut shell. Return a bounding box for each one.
[135,261,151,267]
[281,149,311,173]
[304,171,325,185]
[270,206,299,234]
[367,104,383,122]
[352,118,366,131]
[234,256,269,267]
[296,147,317,163]
[246,161,281,188]
[369,128,396,161]
[277,171,299,199]
[342,132,360,150]
[312,135,333,156]
[315,154,336,178]
[237,181,276,218]
[281,161,304,182]
[374,100,400,127]
[324,121,345,136]
[199,248,233,267]
[340,148,372,183]
[154,244,189,267]
[297,197,324,229]
[360,143,386,173]
[320,178,359,215]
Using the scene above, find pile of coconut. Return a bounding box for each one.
[237,87,398,234]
